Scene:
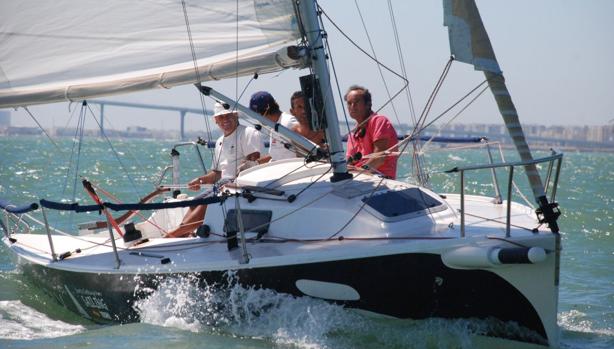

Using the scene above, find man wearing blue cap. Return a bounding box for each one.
[249,91,299,162]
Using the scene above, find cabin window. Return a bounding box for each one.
[224,209,272,237]
[361,188,443,218]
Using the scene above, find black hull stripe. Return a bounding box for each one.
[19,253,547,345]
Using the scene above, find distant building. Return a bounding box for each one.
[7,126,43,136]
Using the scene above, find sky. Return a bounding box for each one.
[4,0,614,133]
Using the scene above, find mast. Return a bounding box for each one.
[296,0,351,182]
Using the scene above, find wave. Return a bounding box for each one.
[0,300,85,340]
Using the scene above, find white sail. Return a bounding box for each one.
[0,0,303,108]
[443,0,501,74]
[443,0,549,209]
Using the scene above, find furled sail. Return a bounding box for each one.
[0,0,303,108]
[443,0,559,232]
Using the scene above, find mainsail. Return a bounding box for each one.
[0,0,303,108]
[443,0,559,232]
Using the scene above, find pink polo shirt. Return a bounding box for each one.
[346,113,398,179]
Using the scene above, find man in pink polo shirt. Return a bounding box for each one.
[345,85,398,179]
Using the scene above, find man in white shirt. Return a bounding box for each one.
[210,109,263,180]
[249,91,299,162]
[165,102,262,237]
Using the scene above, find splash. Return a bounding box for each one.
[0,300,85,340]
[132,272,540,349]
[134,272,346,348]
[559,309,614,336]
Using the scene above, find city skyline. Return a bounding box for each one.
[3,109,613,153]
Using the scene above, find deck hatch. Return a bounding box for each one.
[362,188,443,218]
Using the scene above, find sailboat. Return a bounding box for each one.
[1,0,563,347]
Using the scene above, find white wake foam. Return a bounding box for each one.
[559,309,614,336]
[133,273,532,349]
[0,300,85,340]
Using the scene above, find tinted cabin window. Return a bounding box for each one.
[361,188,442,217]
[224,209,272,236]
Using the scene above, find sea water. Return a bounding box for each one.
[0,136,612,348]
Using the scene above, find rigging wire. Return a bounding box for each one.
[318,11,352,135]
[370,78,491,159]
[180,0,214,151]
[235,0,239,102]
[352,0,403,130]
[22,107,62,152]
[60,110,82,197]
[234,73,259,111]
[387,0,417,126]
[352,75,492,187]
[318,6,409,120]
[86,103,148,178]
[85,103,141,198]
[404,57,453,185]
[62,103,86,201]
[411,57,454,139]
[61,101,81,135]
[496,146,535,209]
[415,79,489,139]
[420,85,489,152]
[15,108,71,191]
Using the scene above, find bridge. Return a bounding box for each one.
[88,100,210,140]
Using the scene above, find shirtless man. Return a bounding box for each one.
[289,90,326,146]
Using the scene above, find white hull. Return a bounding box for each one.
[3,159,560,346]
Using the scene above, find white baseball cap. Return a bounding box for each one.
[213,102,234,117]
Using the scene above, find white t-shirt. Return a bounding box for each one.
[269,112,299,161]
[212,124,263,179]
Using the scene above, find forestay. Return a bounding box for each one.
[0,0,303,108]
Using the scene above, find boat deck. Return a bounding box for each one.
[4,192,549,274]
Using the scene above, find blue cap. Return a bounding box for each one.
[249,91,275,114]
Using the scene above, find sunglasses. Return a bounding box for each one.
[353,127,366,139]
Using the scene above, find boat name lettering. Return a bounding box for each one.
[75,288,102,297]
[80,295,110,311]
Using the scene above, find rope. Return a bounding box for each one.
[353,0,402,129]
[318,6,409,116]
[328,174,386,239]
[88,180,168,235]
[288,165,332,200]
[262,161,311,189]
[464,212,535,232]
